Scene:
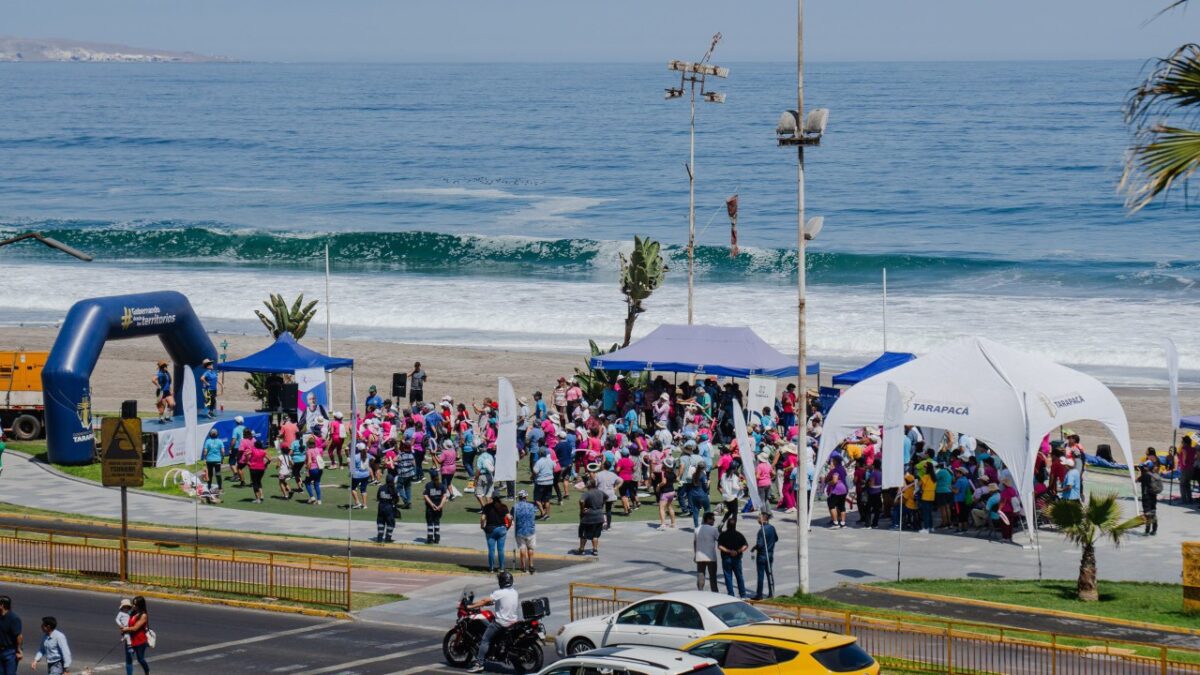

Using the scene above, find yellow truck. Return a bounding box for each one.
[0,350,48,440]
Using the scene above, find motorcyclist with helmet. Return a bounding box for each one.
[466,571,520,673]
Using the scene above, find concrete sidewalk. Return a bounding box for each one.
[2,450,1192,635]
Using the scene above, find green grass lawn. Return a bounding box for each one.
[873,579,1199,630]
[10,440,740,528]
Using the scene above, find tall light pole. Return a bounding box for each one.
[666,33,727,325]
[776,0,829,595]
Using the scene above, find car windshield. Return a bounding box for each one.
[811,643,877,672]
[708,601,770,627]
[684,667,723,675]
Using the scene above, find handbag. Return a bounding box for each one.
[146,628,157,649]
[316,455,326,471]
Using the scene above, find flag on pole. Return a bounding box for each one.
[495,377,518,482]
[733,399,763,510]
[1166,338,1181,431]
[726,194,739,258]
[881,382,905,489]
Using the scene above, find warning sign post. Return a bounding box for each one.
[101,416,143,581]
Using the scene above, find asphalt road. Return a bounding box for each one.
[0,583,546,674]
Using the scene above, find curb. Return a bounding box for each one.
[16,452,192,503]
[0,572,352,619]
[855,583,1200,637]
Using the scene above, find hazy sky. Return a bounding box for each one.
[4,0,1197,62]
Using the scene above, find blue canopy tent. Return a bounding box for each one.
[217,332,353,374]
[1182,416,1200,431]
[831,351,916,387]
[590,324,818,378]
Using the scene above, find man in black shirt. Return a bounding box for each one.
[717,519,749,598]
[375,480,400,543]
[0,594,23,675]
[573,478,606,557]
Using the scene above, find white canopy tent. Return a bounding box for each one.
[812,337,1138,531]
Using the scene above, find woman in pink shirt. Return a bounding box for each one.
[615,449,637,514]
[327,413,346,469]
[439,440,458,495]
[244,440,269,503]
[777,447,799,511]
[755,454,773,507]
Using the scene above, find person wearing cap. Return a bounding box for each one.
[349,442,372,509]
[226,415,246,481]
[424,471,448,544]
[151,360,174,423]
[951,466,973,533]
[365,385,383,414]
[752,510,778,600]
[374,472,400,544]
[408,361,427,404]
[474,448,496,508]
[438,439,459,497]
[1061,457,1082,503]
[656,456,678,529]
[199,358,219,419]
[115,598,133,650]
[513,490,538,573]
[1138,461,1161,535]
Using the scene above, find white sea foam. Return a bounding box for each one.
[3,260,1196,386]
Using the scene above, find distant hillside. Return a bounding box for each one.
[0,36,230,63]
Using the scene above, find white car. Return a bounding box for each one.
[537,645,722,675]
[554,590,772,657]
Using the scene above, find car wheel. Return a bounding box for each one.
[567,637,595,655]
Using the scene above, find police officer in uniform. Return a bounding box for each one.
[375,477,400,543]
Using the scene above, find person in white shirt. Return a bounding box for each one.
[467,571,520,673]
[693,512,720,592]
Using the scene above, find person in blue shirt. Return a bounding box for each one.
[228,416,246,483]
[203,428,225,492]
[365,385,383,413]
[32,616,71,675]
[752,511,778,600]
[951,467,972,533]
[1062,462,1082,502]
[152,360,174,423]
[199,359,219,419]
[623,406,639,435]
[513,490,539,574]
[349,443,372,510]
[554,430,575,504]
[533,391,548,421]
[424,405,443,439]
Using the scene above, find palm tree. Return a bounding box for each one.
[572,340,650,401]
[255,293,318,339]
[244,293,319,402]
[619,236,666,347]
[1042,493,1143,602]
[1122,3,1200,211]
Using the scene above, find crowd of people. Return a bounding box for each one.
[168,358,1192,580]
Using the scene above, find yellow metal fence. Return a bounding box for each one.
[569,582,1200,675]
[0,526,351,610]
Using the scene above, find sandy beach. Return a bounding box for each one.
[2,324,1196,457]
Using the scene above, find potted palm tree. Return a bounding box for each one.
[243,293,319,404]
[1042,493,1143,602]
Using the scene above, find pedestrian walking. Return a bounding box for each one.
[1138,461,1162,536]
[202,428,225,493]
[349,444,371,510]
[0,595,22,675]
[693,511,719,592]
[120,596,151,675]
[424,470,448,544]
[513,490,538,573]
[717,519,749,598]
[752,511,778,600]
[31,617,70,674]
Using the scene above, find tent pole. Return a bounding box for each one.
[882,268,887,353]
[348,366,357,563]
[325,244,334,410]
[895,495,902,582]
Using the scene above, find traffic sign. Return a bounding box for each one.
[101,417,144,487]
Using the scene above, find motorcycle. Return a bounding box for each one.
[443,588,548,674]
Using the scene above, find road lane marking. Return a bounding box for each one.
[297,643,442,674]
[93,621,343,672]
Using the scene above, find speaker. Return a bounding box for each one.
[141,431,158,462]
[266,382,284,411]
[121,400,138,420]
[392,372,407,398]
[281,383,299,413]
[1096,443,1114,463]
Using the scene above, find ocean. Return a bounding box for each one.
[0,61,1197,385]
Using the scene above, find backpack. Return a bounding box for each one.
[1150,473,1163,495]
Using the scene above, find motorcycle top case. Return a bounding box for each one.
[522,597,550,620]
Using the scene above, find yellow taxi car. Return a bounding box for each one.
[682,623,880,674]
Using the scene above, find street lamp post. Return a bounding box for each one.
[666,33,727,325]
[776,0,829,595]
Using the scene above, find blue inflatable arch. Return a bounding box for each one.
[43,291,217,465]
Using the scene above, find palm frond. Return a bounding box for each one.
[1107,516,1146,547]
[1123,43,1200,211]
